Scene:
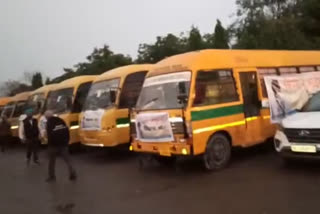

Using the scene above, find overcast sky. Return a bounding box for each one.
[0,0,236,82]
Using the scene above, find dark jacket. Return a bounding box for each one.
[46,116,70,146]
[23,118,39,140]
[0,118,11,137]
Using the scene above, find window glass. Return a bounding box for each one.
[45,88,74,114]
[27,93,46,115]
[2,102,14,118]
[13,101,28,118]
[193,70,239,106]
[136,72,191,110]
[83,79,120,111]
[279,67,298,75]
[299,66,316,73]
[258,68,277,98]
[317,66,320,71]
[72,82,92,113]
[119,71,147,109]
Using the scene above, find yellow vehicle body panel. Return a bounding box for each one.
[79,64,153,147]
[49,75,97,144]
[131,49,320,157]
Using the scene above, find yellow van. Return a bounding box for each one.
[79,64,153,147]
[44,76,96,144]
[2,92,32,138]
[130,50,320,170]
[27,84,57,120]
[0,97,12,116]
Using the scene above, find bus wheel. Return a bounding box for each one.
[203,134,231,171]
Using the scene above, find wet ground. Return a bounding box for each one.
[1,143,320,214]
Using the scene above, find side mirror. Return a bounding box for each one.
[110,90,117,104]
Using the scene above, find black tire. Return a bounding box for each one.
[155,156,177,167]
[203,133,231,171]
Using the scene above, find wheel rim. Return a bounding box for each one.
[205,138,228,169]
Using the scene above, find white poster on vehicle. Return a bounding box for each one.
[265,72,320,123]
[81,109,105,131]
[135,112,174,142]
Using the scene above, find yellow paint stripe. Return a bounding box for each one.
[193,116,259,135]
[116,124,130,128]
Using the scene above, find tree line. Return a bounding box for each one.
[2,0,320,96]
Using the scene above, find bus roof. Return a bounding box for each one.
[95,64,153,82]
[54,75,97,90]
[149,49,320,76]
[30,84,57,96]
[12,91,32,102]
[0,97,12,106]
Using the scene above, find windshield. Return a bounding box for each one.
[45,88,74,114]
[136,71,191,110]
[27,93,46,115]
[13,101,28,118]
[2,103,14,118]
[302,91,320,112]
[83,79,120,111]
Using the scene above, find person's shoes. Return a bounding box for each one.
[46,177,56,183]
[69,174,77,181]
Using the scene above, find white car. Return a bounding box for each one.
[274,91,320,160]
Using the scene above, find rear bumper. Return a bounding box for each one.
[131,141,192,156]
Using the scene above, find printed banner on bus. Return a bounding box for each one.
[264,71,320,123]
[135,112,174,142]
[81,109,104,131]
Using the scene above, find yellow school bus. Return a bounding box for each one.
[79,64,153,147]
[2,91,32,138]
[0,97,12,116]
[44,76,96,144]
[27,84,57,120]
[131,50,320,170]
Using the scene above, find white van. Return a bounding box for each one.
[274,91,320,159]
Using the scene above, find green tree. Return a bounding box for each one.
[187,26,203,51]
[45,77,51,85]
[31,72,43,89]
[212,20,229,49]
[52,45,132,83]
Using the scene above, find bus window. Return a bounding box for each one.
[83,79,120,111]
[317,66,320,71]
[299,66,316,73]
[193,70,238,106]
[2,103,14,118]
[46,88,73,114]
[119,71,147,109]
[279,67,298,75]
[13,101,27,118]
[257,68,277,98]
[72,82,92,113]
[28,93,46,115]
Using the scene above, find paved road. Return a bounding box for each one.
[1,143,320,214]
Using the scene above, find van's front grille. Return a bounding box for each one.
[130,122,185,135]
[284,128,320,144]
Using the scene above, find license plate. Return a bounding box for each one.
[159,150,171,157]
[291,145,317,153]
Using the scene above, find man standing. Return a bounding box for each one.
[19,108,40,165]
[45,110,77,182]
[0,116,11,152]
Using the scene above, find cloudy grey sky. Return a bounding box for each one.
[0,0,236,82]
